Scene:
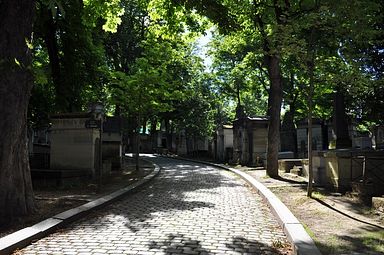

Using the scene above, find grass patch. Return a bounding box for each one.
[317,235,345,255]
[302,223,315,239]
[293,196,309,207]
[362,230,384,253]
[311,191,325,200]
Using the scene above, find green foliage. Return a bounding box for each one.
[83,0,125,32]
[174,93,215,139]
[29,0,383,139]
[30,41,56,127]
[208,29,268,117]
[103,0,214,138]
[148,0,210,38]
[32,0,120,113]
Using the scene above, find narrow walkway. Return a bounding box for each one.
[17,156,289,254]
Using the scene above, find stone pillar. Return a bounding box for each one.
[333,90,352,149]
[280,110,297,156]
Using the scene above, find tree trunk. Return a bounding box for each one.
[135,112,141,171]
[307,64,314,197]
[150,117,157,150]
[266,54,283,178]
[41,7,61,97]
[0,0,36,225]
[307,27,317,197]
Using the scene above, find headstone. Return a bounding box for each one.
[233,115,269,166]
[216,125,233,162]
[102,116,123,170]
[333,91,352,149]
[280,110,297,156]
[176,130,188,155]
[29,126,50,169]
[296,119,328,158]
[50,113,99,175]
[353,136,372,150]
[374,125,384,149]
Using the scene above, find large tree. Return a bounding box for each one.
[0,0,124,224]
[0,0,36,224]
[33,0,124,113]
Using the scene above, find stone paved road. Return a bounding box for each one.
[17,156,289,255]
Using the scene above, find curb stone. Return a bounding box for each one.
[164,155,321,255]
[0,161,160,255]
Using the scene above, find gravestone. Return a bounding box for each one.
[215,125,233,162]
[233,114,269,166]
[280,110,297,156]
[333,90,352,149]
[28,126,50,169]
[102,116,123,170]
[50,113,99,176]
[353,135,372,150]
[374,125,384,149]
[296,119,328,158]
[176,130,188,155]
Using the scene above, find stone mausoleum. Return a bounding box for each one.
[233,115,269,166]
[50,113,100,177]
[102,116,123,171]
[214,125,233,162]
[296,119,329,158]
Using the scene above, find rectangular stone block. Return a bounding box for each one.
[372,197,384,211]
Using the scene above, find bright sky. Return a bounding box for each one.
[195,29,213,70]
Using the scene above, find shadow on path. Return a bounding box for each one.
[27,156,290,255]
[148,234,210,254]
[227,236,289,254]
[79,156,241,232]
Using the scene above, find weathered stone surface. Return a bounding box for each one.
[372,197,384,212]
[50,114,100,173]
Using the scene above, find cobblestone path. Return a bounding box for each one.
[17,156,289,255]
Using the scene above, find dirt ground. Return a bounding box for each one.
[243,167,384,255]
[0,157,154,239]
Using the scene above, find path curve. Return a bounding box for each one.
[17,156,289,255]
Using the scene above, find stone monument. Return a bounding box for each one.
[102,116,123,170]
[233,106,269,166]
[280,110,297,156]
[333,90,352,149]
[296,118,329,158]
[373,125,384,149]
[215,125,233,162]
[50,113,100,176]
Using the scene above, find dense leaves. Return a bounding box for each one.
[28,0,384,174]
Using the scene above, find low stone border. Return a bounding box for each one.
[166,156,321,255]
[0,161,160,255]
